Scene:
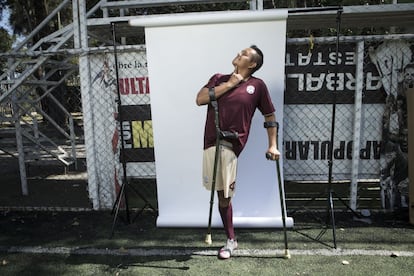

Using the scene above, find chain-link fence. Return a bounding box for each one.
[83,45,157,210]
[84,33,412,212]
[1,35,413,211]
[284,35,413,210]
[0,49,89,208]
[1,1,413,213]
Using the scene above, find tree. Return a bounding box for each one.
[5,0,63,42]
[0,28,12,52]
[0,0,6,16]
[2,1,101,128]
[0,28,12,74]
[0,2,13,75]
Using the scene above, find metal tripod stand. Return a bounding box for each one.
[109,22,156,238]
[289,7,361,249]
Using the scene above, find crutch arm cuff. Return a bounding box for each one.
[264,121,278,129]
[208,87,216,102]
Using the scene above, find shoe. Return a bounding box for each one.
[218,239,238,259]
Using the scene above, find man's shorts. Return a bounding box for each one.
[202,141,238,199]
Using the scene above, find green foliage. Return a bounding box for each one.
[0,28,11,52]
[0,27,12,73]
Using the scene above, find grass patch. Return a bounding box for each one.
[1,210,413,275]
[1,253,414,276]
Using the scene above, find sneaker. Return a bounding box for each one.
[218,239,238,259]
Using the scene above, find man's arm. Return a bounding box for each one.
[195,67,243,106]
[264,113,280,160]
[196,83,233,106]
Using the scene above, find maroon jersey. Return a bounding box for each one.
[203,73,275,157]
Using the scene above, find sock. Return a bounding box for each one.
[219,203,235,240]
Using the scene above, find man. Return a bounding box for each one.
[196,45,280,259]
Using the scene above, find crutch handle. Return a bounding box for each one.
[265,152,272,160]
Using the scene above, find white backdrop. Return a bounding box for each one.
[130,10,293,228]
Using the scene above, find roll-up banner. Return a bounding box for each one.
[130,10,292,228]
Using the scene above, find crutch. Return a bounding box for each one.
[205,88,221,245]
[204,88,238,244]
[205,126,221,244]
[266,122,291,259]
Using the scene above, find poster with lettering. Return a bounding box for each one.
[114,52,155,178]
[369,40,412,210]
[89,51,154,208]
[283,42,386,181]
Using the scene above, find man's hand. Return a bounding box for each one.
[227,66,243,88]
[195,66,244,106]
[266,147,280,161]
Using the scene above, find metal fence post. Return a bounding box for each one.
[350,40,364,210]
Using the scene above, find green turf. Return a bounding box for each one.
[1,254,414,276]
[0,210,413,275]
[1,210,413,250]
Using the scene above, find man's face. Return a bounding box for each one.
[232,48,257,70]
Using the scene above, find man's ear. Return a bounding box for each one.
[248,62,257,69]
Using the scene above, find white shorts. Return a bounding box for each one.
[202,142,238,198]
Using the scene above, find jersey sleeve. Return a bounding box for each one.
[204,73,221,88]
[257,80,275,115]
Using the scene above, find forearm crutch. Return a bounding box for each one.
[205,88,220,245]
[204,88,239,244]
[205,126,220,245]
[266,122,291,259]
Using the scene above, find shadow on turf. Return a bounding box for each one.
[63,250,289,272]
[289,208,412,248]
[64,254,191,272]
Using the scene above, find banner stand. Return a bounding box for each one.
[130,9,292,228]
[109,22,156,238]
[289,6,362,249]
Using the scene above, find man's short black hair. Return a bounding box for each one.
[250,45,264,74]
